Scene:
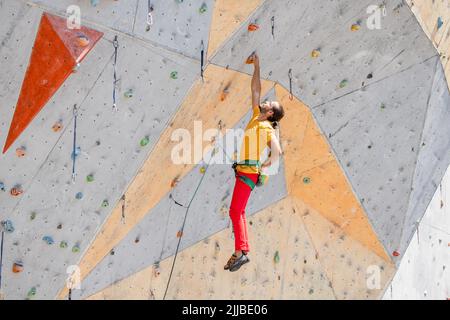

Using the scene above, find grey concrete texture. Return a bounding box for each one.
[211,0,450,260]
[73,89,288,299]
[28,0,215,59]
[0,0,199,299]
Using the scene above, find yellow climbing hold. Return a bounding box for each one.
[311,49,320,58]
[351,24,360,31]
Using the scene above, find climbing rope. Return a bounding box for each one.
[71,104,78,183]
[200,40,205,81]
[0,231,4,291]
[163,131,223,299]
[112,36,119,111]
[288,69,293,100]
[146,0,154,32]
[163,160,212,299]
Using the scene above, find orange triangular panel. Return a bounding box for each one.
[3,13,103,153]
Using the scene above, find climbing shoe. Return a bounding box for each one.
[224,254,238,270]
[228,254,250,272]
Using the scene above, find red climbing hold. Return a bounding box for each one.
[248,23,259,32]
[2,13,103,153]
[392,251,400,257]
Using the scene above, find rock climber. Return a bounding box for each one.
[224,53,285,272]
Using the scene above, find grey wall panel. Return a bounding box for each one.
[312,57,438,257]
[397,60,450,257]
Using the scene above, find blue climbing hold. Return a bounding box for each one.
[1,220,15,233]
[42,236,54,245]
[0,181,5,191]
[75,192,83,200]
[437,17,444,30]
[71,147,81,160]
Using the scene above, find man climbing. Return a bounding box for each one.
[225,53,285,272]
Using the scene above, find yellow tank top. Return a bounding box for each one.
[236,106,274,174]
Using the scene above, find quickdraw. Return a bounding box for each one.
[71,104,78,182]
[146,0,154,32]
[200,40,205,81]
[112,36,119,111]
[288,69,293,100]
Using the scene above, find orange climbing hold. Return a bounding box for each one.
[2,13,103,153]
[12,262,24,273]
[76,34,90,47]
[16,147,26,158]
[220,88,229,101]
[52,122,63,132]
[248,23,259,32]
[10,187,23,197]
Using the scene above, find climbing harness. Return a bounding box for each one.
[146,0,154,32]
[71,104,78,183]
[200,40,205,81]
[288,69,293,100]
[112,36,119,111]
[232,160,268,191]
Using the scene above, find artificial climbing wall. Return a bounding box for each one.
[0,0,448,300]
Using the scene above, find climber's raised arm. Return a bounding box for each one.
[248,52,261,112]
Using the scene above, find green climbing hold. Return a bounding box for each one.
[101,199,109,208]
[199,3,207,14]
[30,212,36,221]
[274,251,280,264]
[124,89,134,98]
[72,244,80,253]
[140,136,150,147]
[60,241,68,249]
[170,71,178,79]
[86,174,95,183]
[339,79,348,88]
[303,177,311,184]
[26,287,37,300]
[380,103,386,110]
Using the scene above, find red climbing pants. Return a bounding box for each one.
[229,171,259,252]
